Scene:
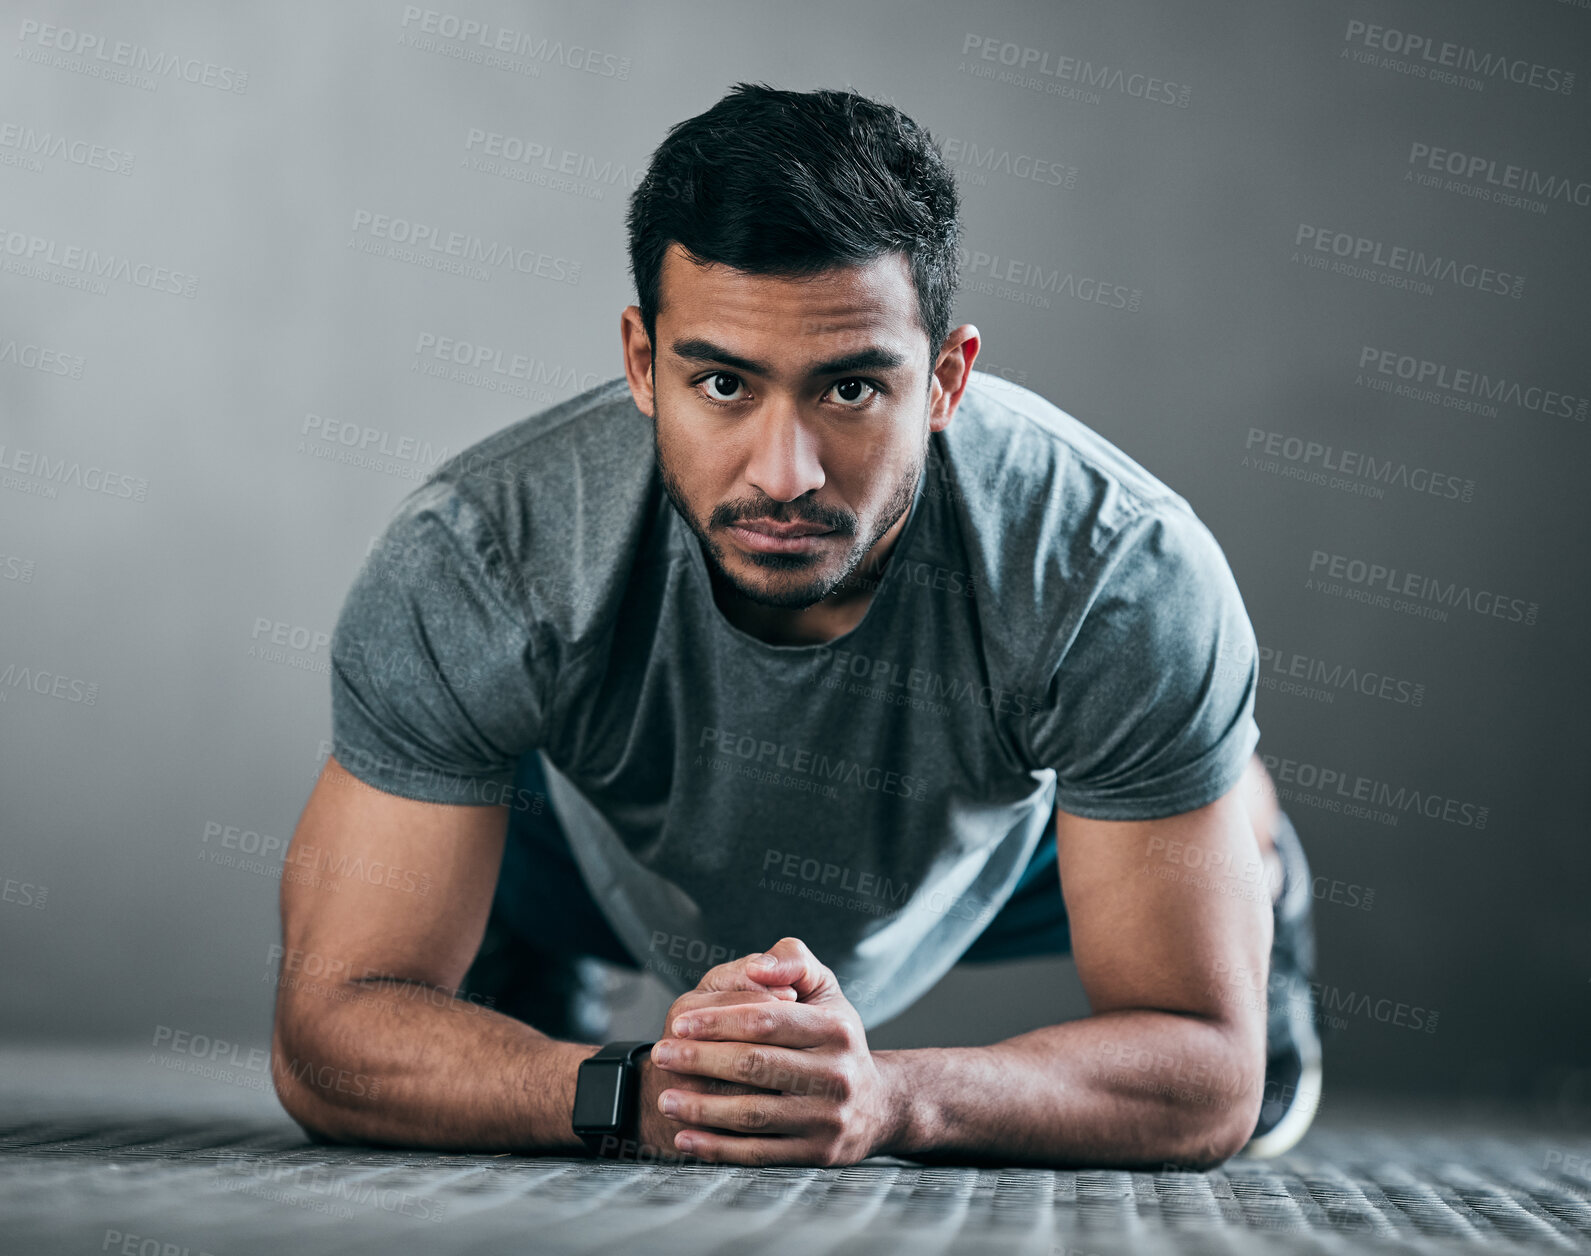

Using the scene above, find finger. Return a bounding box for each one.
[670,1128,823,1167]
[651,1038,840,1100]
[694,950,800,996]
[669,998,836,1049]
[670,989,798,1021]
[658,1087,831,1138]
[665,990,798,1038]
[743,937,841,1003]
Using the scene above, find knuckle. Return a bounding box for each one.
[740,1103,772,1131]
[734,1047,769,1080]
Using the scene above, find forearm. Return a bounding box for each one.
[875,1009,1262,1169]
[272,977,595,1154]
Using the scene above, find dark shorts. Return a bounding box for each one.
[491,750,1074,971]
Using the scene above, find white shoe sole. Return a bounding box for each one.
[1242,1055,1323,1158]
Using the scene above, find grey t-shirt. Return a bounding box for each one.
[328,371,1261,1027]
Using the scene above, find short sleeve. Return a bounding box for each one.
[328,483,548,806]
[1021,503,1260,820]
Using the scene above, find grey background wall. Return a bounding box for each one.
[2,0,1586,1110]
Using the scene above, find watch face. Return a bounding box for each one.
[572,1061,625,1130]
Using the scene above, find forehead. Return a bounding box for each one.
[657,242,921,346]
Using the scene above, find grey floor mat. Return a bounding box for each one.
[2,1047,1588,1255]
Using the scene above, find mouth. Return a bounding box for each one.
[726,518,835,553]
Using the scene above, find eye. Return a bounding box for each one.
[695,371,749,405]
[690,372,885,410]
[827,378,881,409]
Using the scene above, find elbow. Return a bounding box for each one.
[272,1069,346,1145]
[270,1009,352,1145]
[1159,1034,1266,1171]
[1163,1107,1257,1172]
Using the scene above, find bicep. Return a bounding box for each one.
[278,754,510,997]
[1054,781,1271,1036]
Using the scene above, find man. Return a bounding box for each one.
[271,83,1321,1169]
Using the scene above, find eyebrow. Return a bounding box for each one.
[669,337,908,378]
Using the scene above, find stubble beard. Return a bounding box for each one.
[652,400,925,611]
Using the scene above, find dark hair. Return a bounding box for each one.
[626,82,962,371]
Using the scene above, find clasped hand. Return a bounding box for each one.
[644,936,897,1166]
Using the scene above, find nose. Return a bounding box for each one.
[740,397,827,507]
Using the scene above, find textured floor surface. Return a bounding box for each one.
[2,1045,1589,1255]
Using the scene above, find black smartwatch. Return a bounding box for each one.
[571,1040,654,1158]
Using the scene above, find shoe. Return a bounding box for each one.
[1242,810,1324,1157]
[460,914,616,1043]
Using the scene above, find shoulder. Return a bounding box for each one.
[425,374,652,525]
[942,372,1208,640]
[948,371,1187,510]
[374,376,660,630]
